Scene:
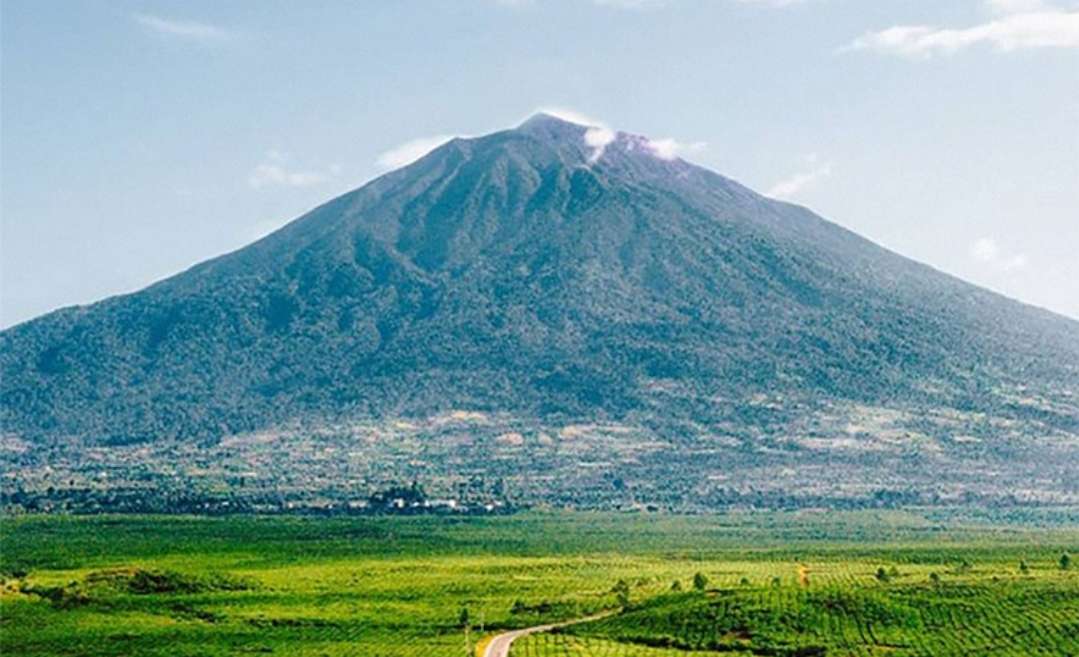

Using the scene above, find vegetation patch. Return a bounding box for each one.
[22,567,256,610]
[1,513,1076,657]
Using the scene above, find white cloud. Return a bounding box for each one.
[531,107,616,163]
[375,135,456,170]
[532,106,706,162]
[134,14,233,41]
[766,155,832,199]
[970,237,1001,261]
[592,0,672,8]
[247,152,339,189]
[843,5,1079,57]
[644,137,707,160]
[499,0,809,8]
[970,237,1028,271]
[735,0,809,6]
[584,126,616,163]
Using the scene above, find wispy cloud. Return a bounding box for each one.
[842,2,1079,57]
[499,0,808,8]
[593,0,807,7]
[643,137,707,160]
[766,155,832,200]
[491,0,668,8]
[583,126,616,163]
[592,0,673,8]
[735,0,809,7]
[248,151,339,189]
[133,14,234,41]
[533,107,617,163]
[376,135,457,170]
[969,237,1028,271]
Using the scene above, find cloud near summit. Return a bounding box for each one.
[375,108,705,170]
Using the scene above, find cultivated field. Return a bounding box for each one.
[1,511,1076,656]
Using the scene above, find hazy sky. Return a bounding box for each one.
[3,0,1078,327]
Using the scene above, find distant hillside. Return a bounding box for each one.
[3,114,1077,509]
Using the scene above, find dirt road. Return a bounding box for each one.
[480,611,613,657]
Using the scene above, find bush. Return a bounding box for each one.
[692,572,709,591]
[23,583,91,609]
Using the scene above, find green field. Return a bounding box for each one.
[1,511,1077,656]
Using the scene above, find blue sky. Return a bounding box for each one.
[2,0,1077,327]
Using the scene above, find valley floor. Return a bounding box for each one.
[1,510,1077,656]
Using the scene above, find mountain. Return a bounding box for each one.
[3,114,1078,509]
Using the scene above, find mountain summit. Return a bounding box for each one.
[3,115,1078,507]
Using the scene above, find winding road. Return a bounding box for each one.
[481,612,613,657]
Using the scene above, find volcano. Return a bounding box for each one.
[3,114,1077,507]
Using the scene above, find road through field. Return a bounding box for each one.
[481,612,613,657]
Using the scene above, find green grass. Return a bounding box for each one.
[1,511,1077,656]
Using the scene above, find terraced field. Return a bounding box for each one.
[1,512,1076,656]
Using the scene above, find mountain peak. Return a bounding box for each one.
[513,113,700,172]
[515,112,594,144]
[519,111,595,129]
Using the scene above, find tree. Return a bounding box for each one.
[692,572,709,591]
[929,572,941,585]
[1019,560,1030,574]
[670,580,682,591]
[875,567,890,583]
[1061,553,1071,571]
[459,606,471,657]
[612,579,631,608]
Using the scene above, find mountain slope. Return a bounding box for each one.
[2,114,1078,507]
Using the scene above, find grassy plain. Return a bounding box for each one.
[0,510,1076,656]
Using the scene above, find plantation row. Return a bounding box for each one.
[512,634,744,657]
[516,574,1079,657]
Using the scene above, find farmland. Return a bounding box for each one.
[1,511,1077,656]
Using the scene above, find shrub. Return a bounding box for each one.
[692,572,709,591]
